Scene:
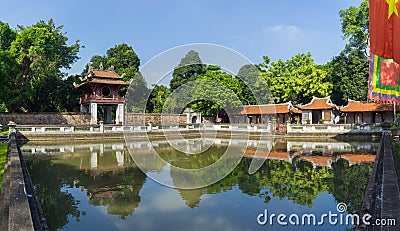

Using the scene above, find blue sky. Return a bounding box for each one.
[0,0,363,76]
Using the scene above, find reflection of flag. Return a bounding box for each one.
[369,0,400,63]
[368,53,400,103]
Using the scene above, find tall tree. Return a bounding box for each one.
[237,64,259,105]
[189,65,242,118]
[326,50,369,105]
[259,53,332,105]
[339,0,369,54]
[326,0,369,105]
[170,50,205,91]
[6,19,81,112]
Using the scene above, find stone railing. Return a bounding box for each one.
[14,123,275,134]
[287,123,382,133]
[13,123,383,135]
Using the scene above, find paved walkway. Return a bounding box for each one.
[358,132,400,230]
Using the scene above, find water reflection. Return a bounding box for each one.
[23,139,377,231]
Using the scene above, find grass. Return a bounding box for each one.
[0,144,7,190]
[394,142,400,167]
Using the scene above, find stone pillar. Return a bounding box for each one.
[8,121,16,134]
[116,104,124,124]
[99,121,104,133]
[90,103,97,125]
[105,106,112,124]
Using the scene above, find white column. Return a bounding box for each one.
[90,103,98,125]
[90,152,97,169]
[116,151,124,167]
[116,103,124,124]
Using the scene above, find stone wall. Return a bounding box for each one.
[0,113,90,126]
[125,113,186,125]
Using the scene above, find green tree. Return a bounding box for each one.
[325,0,369,105]
[0,21,17,50]
[237,64,264,105]
[125,71,149,113]
[326,50,369,105]
[31,75,82,112]
[146,85,171,113]
[170,50,206,91]
[191,65,242,118]
[339,0,369,54]
[6,19,80,112]
[259,53,332,104]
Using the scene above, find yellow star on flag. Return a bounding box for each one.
[387,0,399,19]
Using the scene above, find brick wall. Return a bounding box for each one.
[0,113,90,126]
[125,113,187,125]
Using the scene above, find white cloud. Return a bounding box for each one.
[264,24,302,40]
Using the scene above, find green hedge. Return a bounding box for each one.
[0,144,7,190]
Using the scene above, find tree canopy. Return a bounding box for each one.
[170,50,205,91]
[258,53,332,105]
[0,19,81,112]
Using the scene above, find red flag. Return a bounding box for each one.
[370,0,400,63]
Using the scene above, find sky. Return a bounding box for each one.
[0,0,364,78]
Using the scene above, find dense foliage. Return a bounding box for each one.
[0,0,369,113]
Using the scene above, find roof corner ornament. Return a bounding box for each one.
[99,62,104,70]
[121,73,126,79]
[88,63,94,71]
[108,65,115,71]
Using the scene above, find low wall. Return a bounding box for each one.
[0,133,48,230]
[0,113,90,126]
[125,113,186,125]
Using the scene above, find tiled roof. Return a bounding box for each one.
[241,103,300,115]
[243,148,291,160]
[90,70,121,79]
[300,96,336,110]
[87,79,129,85]
[74,79,129,88]
[299,155,332,166]
[340,100,393,112]
[339,154,376,163]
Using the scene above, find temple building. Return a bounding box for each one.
[340,100,394,124]
[299,96,340,124]
[240,102,301,124]
[74,66,129,124]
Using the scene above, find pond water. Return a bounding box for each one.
[22,138,378,231]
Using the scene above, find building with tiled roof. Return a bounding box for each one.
[74,65,129,124]
[299,96,340,124]
[240,102,301,126]
[340,100,394,124]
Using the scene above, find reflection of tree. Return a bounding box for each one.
[27,159,81,231]
[27,150,147,229]
[168,154,371,212]
[254,159,332,207]
[177,188,205,208]
[327,159,371,213]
